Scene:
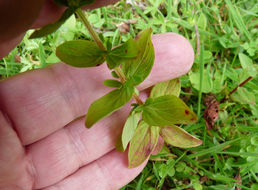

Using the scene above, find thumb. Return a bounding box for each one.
[0,0,45,43]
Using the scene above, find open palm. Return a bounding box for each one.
[0,1,194,189]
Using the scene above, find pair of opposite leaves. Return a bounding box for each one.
[118,79,202,168]
[55,28,202,168]
[57,28,155,128]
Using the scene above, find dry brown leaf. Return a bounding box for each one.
[204,94,219,130]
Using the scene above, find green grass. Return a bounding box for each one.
[1,0,258,189]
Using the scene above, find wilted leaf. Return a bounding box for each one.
[151,136,164,155]
[150,78,181,98]
[103,80,122,88]
[122,28,155,86]
[204,95,219,130]
[129,121,160,168]
[29,7,75,39]
[85,84,134,128]
[142,95,197,126]
[106,38,138,69]
[121,111,141,150]
[160,125,202,148]
[56,40,105,67]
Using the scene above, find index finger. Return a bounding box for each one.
[0,33,194,145]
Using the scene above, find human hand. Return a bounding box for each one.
[0,1,194,190]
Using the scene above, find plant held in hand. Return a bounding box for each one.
[30,0,202,168]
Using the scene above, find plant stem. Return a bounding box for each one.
[133,93,144,105]
[76,8,144,105]
[197,44,204,119]
[220,76,253,103]
[114,67,143,105]
[114,67,126,83]
[75,9,106,51]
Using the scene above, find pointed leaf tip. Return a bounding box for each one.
[115,135,125,152]
[160,125,202,148]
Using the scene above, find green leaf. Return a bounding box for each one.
[194,50,212,64]
[109,38,138,58]
[197,13,207,30]
[189,69,213,93]
[128,121,160,168]
[56,40,105,67]
[142,95,197,126]
[85,84,134,128]
[121,111,142,150]
[150,78,181,98]
[111,71,119,78]
[239,53,257,77]
[29,7,75,39]
[122,28,155,86]
[106,38,138,69]
[103,80,122,88]
[160,125,202,148]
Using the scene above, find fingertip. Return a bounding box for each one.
[153,32,194,74]
[97,150,147,189]
[140,33,194,89]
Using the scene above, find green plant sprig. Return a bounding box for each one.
[30,0,202,168]
[76,8,144,106]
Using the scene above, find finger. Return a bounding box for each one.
[28,109,128,188]
[42,150,146,190]
[32,0,119,28]
[0,110,34,189]
[0,0,44,43]
[0,33,194,145]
